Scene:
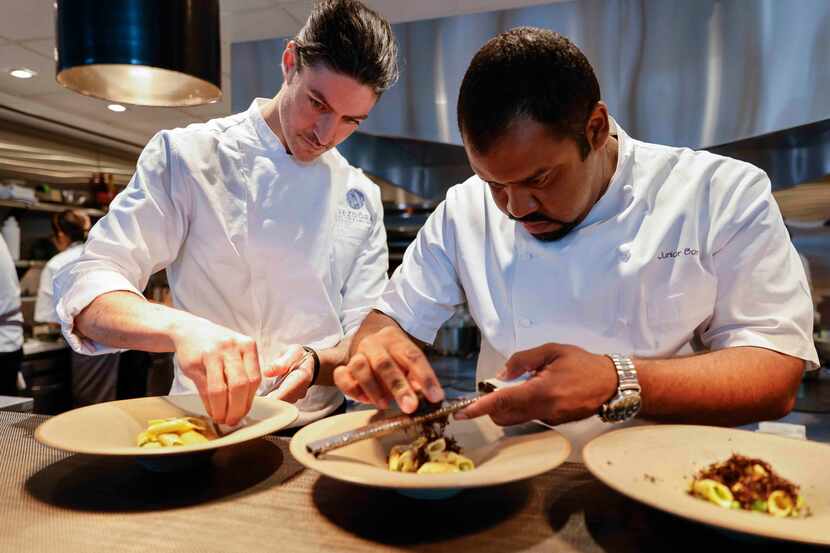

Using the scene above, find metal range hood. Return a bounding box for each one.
[232,0,830,197]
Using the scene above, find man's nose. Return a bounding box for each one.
[506,187,538,219]
[313,114,337,147]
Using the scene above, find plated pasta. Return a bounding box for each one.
[136,416,216,448]
[689,454,809,517]
[387,420,475,474]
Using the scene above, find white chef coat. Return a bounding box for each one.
[0,235,22,352]
[54,98,389,425]
[376,121,818,460]
[34,242,84,324]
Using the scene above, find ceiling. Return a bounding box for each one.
[0,0,557,152]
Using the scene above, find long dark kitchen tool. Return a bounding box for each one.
[305,395,481,458]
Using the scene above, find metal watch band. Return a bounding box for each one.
[608,353,640,394]
[599,353,641,423]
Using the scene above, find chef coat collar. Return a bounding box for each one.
[248,97,291,159]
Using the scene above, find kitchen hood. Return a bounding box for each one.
[232,0,830,196]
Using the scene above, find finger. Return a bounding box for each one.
[348,352,390,409]
[264,344,305,378]
[240,341,262,415]
[361,340,418,413]
[388,342,443,403]
[455,384,538,426]
[189,371,212,419]
[334,365,370,403]
[204,353,228,424]
[273,364,312,404]
[499,343,564,379]
[223,350,248,426]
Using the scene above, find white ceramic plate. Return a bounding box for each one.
[583,424,830,546]
[290,410,571,491]
[35,394,298,456]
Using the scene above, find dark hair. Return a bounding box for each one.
[293,0,398,95]
[457,27,600,158]
[52,209,90,243]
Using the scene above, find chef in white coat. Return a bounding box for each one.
[0,234,23,396]
[334,28,819,458]
[36,209,122,406]
[54,0,398,427]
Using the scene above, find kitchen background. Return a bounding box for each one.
[1,0,828,410]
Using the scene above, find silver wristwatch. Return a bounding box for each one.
[599,353,641,423]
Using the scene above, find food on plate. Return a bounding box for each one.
[136,416,215,448]
[387,418,475,474]
[689,454,809,517]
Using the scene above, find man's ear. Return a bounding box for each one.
[282,41,299,83]
[585,101,610,151]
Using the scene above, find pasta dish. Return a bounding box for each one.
[689,454,809,517]
[136,416,215,448]
[387,418,475,474]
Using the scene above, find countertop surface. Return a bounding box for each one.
[2,411,828,553]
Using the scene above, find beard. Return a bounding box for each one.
[509,212,579,242]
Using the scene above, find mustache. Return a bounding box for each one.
[508,212,567,225]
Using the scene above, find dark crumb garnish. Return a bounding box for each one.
[691,454,800,510]
[644,473,658,483]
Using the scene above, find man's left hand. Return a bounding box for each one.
[457,343,619,426]
[265,345,315,403]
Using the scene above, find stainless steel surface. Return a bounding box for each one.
[306,395,479,457]
[234,0,830,152]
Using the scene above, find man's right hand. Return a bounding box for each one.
[334,323,443,413]
[172,320,263,426]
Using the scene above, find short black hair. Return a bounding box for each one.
[457,27,600,158]
[52,209,90,243]
[293,0,398,95]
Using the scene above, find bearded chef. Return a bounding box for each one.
[334,28,819,460]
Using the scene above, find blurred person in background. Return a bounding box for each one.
[35,209,121,406]
[0,234,23,396]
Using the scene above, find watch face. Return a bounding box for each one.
[611,394,641,421]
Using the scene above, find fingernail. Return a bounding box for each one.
[454,411,469,420]
[401,394,417,413]
[496,370,508,379]
[426,384,443,403]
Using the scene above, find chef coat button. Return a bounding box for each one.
[623,184,633,193]
[618,243,631,262]
[519,318,532,328]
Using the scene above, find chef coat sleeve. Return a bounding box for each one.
[53,131,190,355]
[375,196,465,344]
[34,261,58,324]
[339,185,389,336]
[701,168,819,370]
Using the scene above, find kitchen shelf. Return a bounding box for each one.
[0,199,105,217]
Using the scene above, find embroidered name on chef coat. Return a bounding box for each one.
[657,247,699,260]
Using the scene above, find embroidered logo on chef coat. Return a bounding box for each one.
[346,188,366,210]
[336,188,372,231]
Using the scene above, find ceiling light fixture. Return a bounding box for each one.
[9,68,37,79]
[55,0,222,107]
[107,104,127,113]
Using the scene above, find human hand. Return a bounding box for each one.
[457,343,618,426]
[172,319,262,426]
[264,344,316,404]
[333,326,443,413]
